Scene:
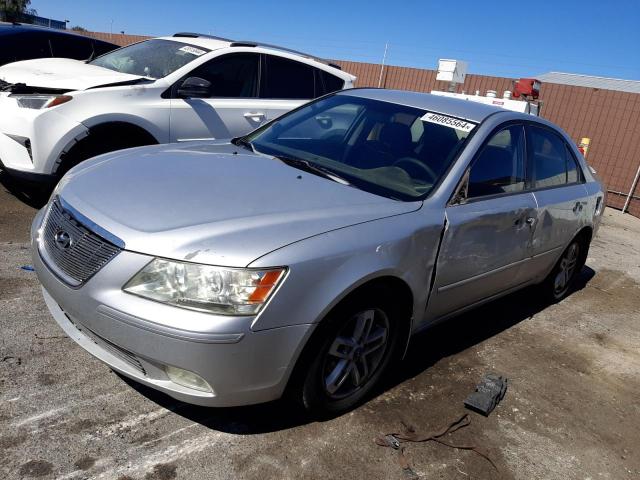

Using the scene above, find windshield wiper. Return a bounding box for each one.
[274,155,351,186]
[231,136,254,152]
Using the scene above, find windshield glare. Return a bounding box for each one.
[90,39,210,79]
[247,95,475,201]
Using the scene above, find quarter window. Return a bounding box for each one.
[529,126,580,188]
[262,55,315,99]
[467,125,526,198]
[316,69,345,96]
[188,53,259,98]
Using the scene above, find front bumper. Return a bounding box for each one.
[0,94,87,176]
[31,210,313,407]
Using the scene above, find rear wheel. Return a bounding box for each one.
[297,289,403,415]
[543,237,588,302]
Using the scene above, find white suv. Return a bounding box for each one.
[0,32,355,180]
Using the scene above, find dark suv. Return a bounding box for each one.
[0,23,117,66]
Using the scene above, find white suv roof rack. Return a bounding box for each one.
[172,32,340,70]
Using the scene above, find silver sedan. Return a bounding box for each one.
[31,89,605,414]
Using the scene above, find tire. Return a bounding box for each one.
[296,287,404,416]
[57,126,156,177]
[542,235,589,302]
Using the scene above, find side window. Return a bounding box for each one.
[188,53,259,98]
[50,35,94,60]
[315,69,345,96]
[529,126,571,188]
[15,33,52,61]
[566,144,581,183]
[467,125,526,198]
[262,55,315,99]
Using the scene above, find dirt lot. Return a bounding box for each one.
[1,172,639,480]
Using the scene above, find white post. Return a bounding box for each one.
[622,162,640,213]
[377,42,388,88]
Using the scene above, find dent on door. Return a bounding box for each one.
[426,193,538,320]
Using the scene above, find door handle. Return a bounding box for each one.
[244,112,265,121]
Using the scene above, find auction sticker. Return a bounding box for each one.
[421,112,476,132]
[179,46,207,56]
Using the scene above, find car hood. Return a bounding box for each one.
[56,142,421,267]
[0,58,147,91]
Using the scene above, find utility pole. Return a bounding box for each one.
[377,42,389,88]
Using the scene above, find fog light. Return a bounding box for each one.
[165,365,213,393]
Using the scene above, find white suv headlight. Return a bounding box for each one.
[123,258,286,315]
[10,94,72,109]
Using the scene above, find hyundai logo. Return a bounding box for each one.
[54,230,73,250]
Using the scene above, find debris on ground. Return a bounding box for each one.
[20,265,34,272]
[375,414,498,478]
[464,373,507,416]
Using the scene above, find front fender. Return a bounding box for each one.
[248,207,445,333]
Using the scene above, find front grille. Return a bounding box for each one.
[39,198,122,286]
[65,312,146,375]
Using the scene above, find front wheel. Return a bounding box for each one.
[297,291,403,415]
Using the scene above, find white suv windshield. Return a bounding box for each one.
[90,39,210,79]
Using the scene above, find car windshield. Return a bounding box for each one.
[89,39,210,79]
[246,94,476,201]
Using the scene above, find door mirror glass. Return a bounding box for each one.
[177,76,212,98]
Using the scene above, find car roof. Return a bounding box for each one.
[0,22,116,45]
[156,33,353,80]
[338,88,516,123]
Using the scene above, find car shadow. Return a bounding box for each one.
[119,266,596,434]
[0,170,53,209]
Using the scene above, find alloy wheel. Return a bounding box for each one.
[554,242,580,296]
[321,308,389,400]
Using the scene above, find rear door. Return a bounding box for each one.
[426,124,538,320]
[169,52,269,141]
[525,124,590,275]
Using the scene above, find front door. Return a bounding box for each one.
[426,124,537,320]
[169,52,269,142]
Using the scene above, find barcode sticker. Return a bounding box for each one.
[421,112,476,132]
[179,46,207,56]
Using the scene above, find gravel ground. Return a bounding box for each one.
[1,173,639,480]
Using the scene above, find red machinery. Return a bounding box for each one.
[513,78,541,99]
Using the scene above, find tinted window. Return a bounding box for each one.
[566,144,581,183]
[316,69,344,96]
[468,125,526,198]
[262,55,315,99]
[188,53,259,98]
[50,34,94,60]
[5,32,52,63]
[530,126,572,188]
[246,95,475,201]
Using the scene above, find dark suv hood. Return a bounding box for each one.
[57,142,421,267]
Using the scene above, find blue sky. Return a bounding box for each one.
[34,0,639,79]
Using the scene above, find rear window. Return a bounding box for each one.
[261,55,315,99]
[316,69,345,96]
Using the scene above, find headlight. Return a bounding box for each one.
[123,258,286,315]
[10,94,72,109]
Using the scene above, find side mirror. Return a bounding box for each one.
[177,77,211,99]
